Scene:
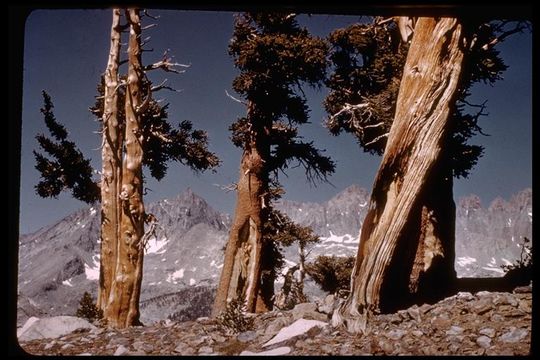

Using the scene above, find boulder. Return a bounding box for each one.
[18,316,96,342]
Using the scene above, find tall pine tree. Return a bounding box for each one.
[34,8,219,328]
[213,12,334,316]
[324,16,529,333]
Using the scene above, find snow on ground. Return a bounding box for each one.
[318,233,358,245]
[145,237,168,255]
[263,319,328,347]
[84,255,100,281]
[456,256,477,267]
[84,263,99,281]
[189,278,196,285]
[481,266,505,275]
[89,207,97,216]
[62,278,74,287]
[501,258,513,266]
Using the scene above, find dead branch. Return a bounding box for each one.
[478,21,529,51]
[143,59,189,74]
[363,133,388,147]
[142,9,160,20]
[225,90,247,105]
[213,183,238,192]
[142,23,157,31]
[151,79,182,93]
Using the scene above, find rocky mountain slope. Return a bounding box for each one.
[18,284,532,356]
[17,186,532,326]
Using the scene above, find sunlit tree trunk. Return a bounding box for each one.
[105,8,146,328]
[212,105,270,315]
[333,17,464,333]
[97,8,123,313]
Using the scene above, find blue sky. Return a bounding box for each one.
[19,10,532,234]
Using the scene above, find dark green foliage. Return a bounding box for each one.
[76,291,103,323]
[324,21,406,155]
[229,12,335,185]
[501,237,532,285]
[306,255,355,296]
[90,77,220,181]
[216,297,254,334]
[34,91,100,204]
[324,18,526,178]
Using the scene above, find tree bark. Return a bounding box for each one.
[105,8,146,328]
[333,17,464,333]
[213,107,269,315]
[97,8,122,313]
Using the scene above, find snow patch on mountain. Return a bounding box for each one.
[145,237,168,254]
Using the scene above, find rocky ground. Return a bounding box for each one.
[18,285,532,356]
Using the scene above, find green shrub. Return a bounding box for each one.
[306,255,355,297]
[76,291,103,323]
[501,237,532,285]
[216,297,254,334]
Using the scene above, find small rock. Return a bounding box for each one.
[318,295,336,315]
[431,316,451,329]
[44,341,56,350]
[411,330,423,337]
[174,343,195,355]
[513,285,532,294]
[237,330,257,343]
[476,335,491,348]
[472,298,493,315]
[494,293,519,307]
[386,329,407,340]
[211,334,227,343]
[198,346,214,354]
[264,317,290,336]
[457,291,475,301]
[499,327,528,343]
[518,300,532,313]
[61,343,74,350]
[114,345,128,356]
[407,306,422,322]
[490,314,504,322]
[378,339,394,354]
[189,337,205,346]
[164,319,176,327]
[292,302,327,322]
[479,327,496,338]
[446,326,464,336]
[90,327,105,335]
[448,343,460,353]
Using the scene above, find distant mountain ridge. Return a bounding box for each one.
[18,185,532,326]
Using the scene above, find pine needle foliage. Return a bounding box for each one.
[76,291,103,323]
[216,297,254,334]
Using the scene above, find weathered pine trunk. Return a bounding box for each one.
[97,8,123,312]
[213,107,269,315]
[333,17,464,333]
[105,8,146,328]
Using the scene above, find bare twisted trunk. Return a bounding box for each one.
[213,104,270,316]
[333,17,464,333]
[98,8,123,313]
[105,8,146,328]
